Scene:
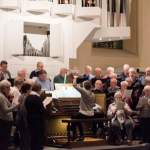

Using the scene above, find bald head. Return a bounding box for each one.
[145,67,150,76]
[143,85,150,97]
[17,69,27,80]
[60,68,68,76]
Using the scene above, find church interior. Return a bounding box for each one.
[0,0,150,150]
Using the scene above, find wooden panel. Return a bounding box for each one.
[95,94,106,113]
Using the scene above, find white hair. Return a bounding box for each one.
[121,81,128,86]
[123,64,130,70]
[0,80,11,91]
[85,65,92,71]
[107,67,114,73]
[128,67,136,73]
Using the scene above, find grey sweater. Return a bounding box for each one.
[136,96,150,118]
[75,86,95,116]
[0,92,16,121]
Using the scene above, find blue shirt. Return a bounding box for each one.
[36,78,54,91]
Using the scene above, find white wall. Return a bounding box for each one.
[0,12,70,78]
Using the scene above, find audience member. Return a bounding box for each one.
[0,60,11,80]
[107,91,134,145]
[136,85,150,143]
[17,83,32,150]
[92,80,105,94]
[36,70,53,91]
[25,83,46,150]
[53,68,68,83]
[76,65,94,84]
[91,67,103,87]
[30,62,44,79]
[10,78,24,106]
[128,67,143,110]
[106,78,120,108]
[120,81,132,107]
[118,64,130,82]
[0,80,18,150]
[17,69,27,81]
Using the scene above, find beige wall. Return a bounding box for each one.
[70,0,139,72]
[138,0,150,68]
[123,0,138,54]
[69,42,139,73]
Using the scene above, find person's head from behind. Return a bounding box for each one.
[83,80,92,91]
[94,67,102,77]
[20,83,32,95]
[0,80,11,97]
[143,85,150,97]
[1,60,8,72]
[110,78,117,88]
[38,70,47,81]
[32,83,42,95]
[25,79,35,86]
[95,80,103,90]
[37,62,44,71]
[59,68,68,77]
[14,78,24,90]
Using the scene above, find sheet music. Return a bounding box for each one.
[53,84,81,98]
[43,97,52,108]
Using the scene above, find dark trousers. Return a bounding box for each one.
[140,118,150,143]
[28,122,45,150]
[111,119,133,141]
[19,127,30,150]
[71,113,94,138]
[0,119,12,150]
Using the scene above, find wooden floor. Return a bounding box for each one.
[45,136,150,150]
[44,143,150,150]
[8,137,150,150]
[46,137,106,148]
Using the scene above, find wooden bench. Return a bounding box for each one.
[62,118,109,143]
